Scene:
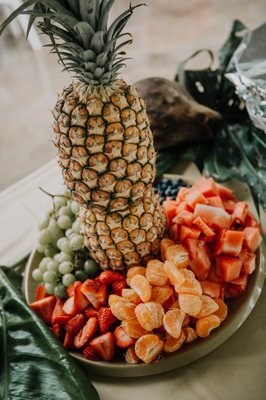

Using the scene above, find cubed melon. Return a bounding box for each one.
[194,176,219,197]
[173,210,194,225]
[200,280,222,298]
[215,230,244,257]
[207,196,224,209]
[193,216,215,238]
[216,255,242,282]
[178,225,201,242]
[185,189,208,209]
[232,201,248,225]
[243,227,262,252]
[238,248,256,275]
[184,238,211,280]
[194,204,231,230]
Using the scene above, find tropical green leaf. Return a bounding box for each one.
[0,267,99,400]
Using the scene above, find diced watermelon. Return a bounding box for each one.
[179,225,201,242]
[223,199,237,213]
[163,200,177,228]
[194,176,219,197]
[215,230,244,257]
[207,196,224,209]
[243,227,262,252]
[184,238,211,280]
[238,248,256,275]
[185,189,208,209]
[244,212,261,230]
[194,204,231,230]
[200,280,222,298]
[216,255,242,282]
[232,201,248,225]
[217,184,234,199]
[173,210,194,225]
[229,274,248,286]
[169,223,179,241]
[207,266,223,283]
[176,187,191,202]
[176,201,193,213]
[225,284,246,299]
[193,216,215,238]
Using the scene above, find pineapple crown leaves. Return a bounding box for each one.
[0,0,145,85]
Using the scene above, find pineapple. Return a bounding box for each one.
[0,1,166,270]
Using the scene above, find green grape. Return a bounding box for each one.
[62,273,75,287]
[39,257,52,272]
[74,270,88,282]
[58,215,72,230]
[57,252,73,263]
[69,234,84,251]
[38,214,50,230]
[83,259,99,276]
[38,229,53,246]
[58,261,74,274]
[32,268,43,282]
[70,200,80,215]
[54,284,67,299]
[47,260,59,272]
[44,244,58,257]
[56,238,72,254]
[43,270,58,284]
[45,282,55,295]
[49,218,64,241]
[65,228,75,239]
[59,205,73,218]
[37,244,45,254]
[72,219,81,234]
[54,196,68,209]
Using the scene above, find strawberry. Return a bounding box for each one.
[84,305,99,319]
[35,284,48,301]
[51,323,64,341]
[74,317,98,349]
[83,344,101,361]
[67,283,75,297]
[98,307,117,334]
[29,296,56,325]
[73,281,90,312]
[63,331,74,350]
[65,314,86,336]
[99,270,125,284]
[81,279,107,310]
[114,326,135,349]
[52,298,72,325]
[62,296,77,315]
[90,332,115,361]
[111,280,127,296]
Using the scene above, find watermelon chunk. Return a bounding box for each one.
[173,210,194,225]
[216,255,242,282]
[185,189,208,209]
[215,230,244,257]
[232,201,248,225]
[238,248,256,275]
[193,216,215,238]
[194,204,231,230]
[194,177,219,197]
[200,280,222,298]
[184,238,211,280]
[207,196,224,209]
[178,225,201,242]
[243,227,262,252]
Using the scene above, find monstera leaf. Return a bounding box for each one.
[157,20,266,211]
[0,267,99,400]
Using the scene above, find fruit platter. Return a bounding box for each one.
[23,173,265,377]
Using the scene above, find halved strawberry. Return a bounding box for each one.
[84,305,99,319]
[52,298,72,325]
[83,344,101,361]
[29,296,56,325]
[98,307,117,334]
[81,279,107,310]
[114,326,135,349]
[98,270,125,284]
[35,284,48,301]
[51,323,64,341]
[62,296,77,315]
[74,317,98,349]
[66,283,75,297]
[90,332,115,361]
[63,331,74,350]
[65,314,86,336]
[111,280,127,296]
[73,281,90,312]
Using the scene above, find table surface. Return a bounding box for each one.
[1,160,266,400]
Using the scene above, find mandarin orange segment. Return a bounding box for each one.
[125,346,139,364]
[108,294,127,307]
[165,244,190,269]
[182,314,190,327]
[175,278,202,296]
[110,300,136,321]
[146,259,169,286]
[196,314,221,337]
[163,308,185,339]
[164,330,186,353]
[160,238,175,262]
[129,274,152,303]
[195,295,219,318]
[213,298,228,322]
[183,326,198,343]
[164,261,187,285]
[121,288,142,305]
[135,334,164,364]
[178,293,203,317]
[126,266,146,280]
[122,318,148,339]
[151,285,174,305]
[135,302,164,331]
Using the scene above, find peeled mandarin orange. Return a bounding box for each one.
[175,278,202,296]
[146,259,169,286]
[125,346,139,364]
[195,295,219,318]
[129,274,152,303]
[122,318,148,339]
[164,330,186,353]
[164,261,186,285]
[121,288,142,305]
[127,266,146,280]
[163,308,185,338]
[165,244,189,269]
[135,334,164,364]
[160,238,175,262]
[151,285,174,305]
[110,300,136,321]
[135,302,164,331]
[213,298,228,322]
[183,326,198,343]
[196,314,221,337]
[178,293,203,316]
[108,294,127,307]
[182,314,191,326]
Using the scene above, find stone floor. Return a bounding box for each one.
[0,0,265,190]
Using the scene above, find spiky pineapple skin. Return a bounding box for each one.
[53,80,165,270]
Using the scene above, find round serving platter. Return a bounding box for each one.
[23,174,266,377]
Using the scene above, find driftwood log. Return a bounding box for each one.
[135,77,221,150]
